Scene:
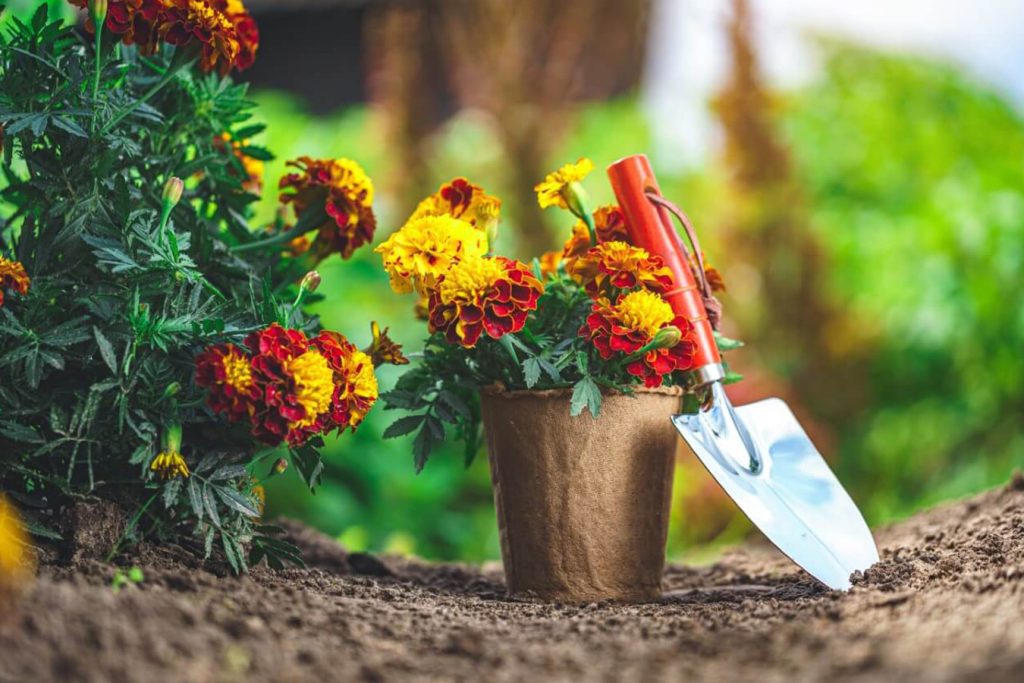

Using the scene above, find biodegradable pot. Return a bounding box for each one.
[480,386,681,603]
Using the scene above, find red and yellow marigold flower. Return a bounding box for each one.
[535,157,594,211]
[71,0,258,73]
[561,205,629,261]
[0,256,30,308]
[216,132,264,194]
[428,256,542,348]
[375,215,487,295]
[194,343,256,422]
[568,241,674,297]
[279,156,376,261]
[313,331,379,432]
[409,177,501,237]
[582,290,697,387]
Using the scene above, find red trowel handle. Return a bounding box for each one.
[607,154,721,370]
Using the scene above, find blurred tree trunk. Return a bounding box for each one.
[713,0,869,423]
[367,0,652,256]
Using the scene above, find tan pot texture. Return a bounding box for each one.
[480,386,681,603]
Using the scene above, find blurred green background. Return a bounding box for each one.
[9,0,1023,561]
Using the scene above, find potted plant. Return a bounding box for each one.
[378,160,737,602]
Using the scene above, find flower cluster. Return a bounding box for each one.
[583,290,696,387]
[279,156,377,262]
[0,256,30,308]
[378,179,542,348]
[540,205,629,276]
[567,241,674,297]
[70,0,259,74]
[195,324,382,446]
[428,256,543,348]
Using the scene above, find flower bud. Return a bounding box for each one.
[162,382,181,398]
[563,181,590,221]
[299,270,321,294]
[652,325,682,350]
[89,0,108,26]
[162,176,184,208]
[271,458,288,475]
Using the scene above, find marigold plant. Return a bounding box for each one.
[379,159,741,470]
[0,3,396,572]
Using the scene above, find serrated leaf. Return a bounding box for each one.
[93,326,119,374]
[187,477,204,521]
[215,485,260,518]
[383,415,423,439]
[523,357,541,388]
[570,377,602,418]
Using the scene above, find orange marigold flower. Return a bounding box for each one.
[0,256,30,308]
[561,205,630,261]
[538,250,563,277]
[428,256,542,348]
[409,177,502,236]
[194,343,256,422]
[70,0,163,52]
[223,0,259,70]
[581,290,697,388]
[365,321,409,367]
[279,156,376,261]
[216,132,264,194]
[568,241,674,297]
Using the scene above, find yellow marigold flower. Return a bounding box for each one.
[150,450,190,480]
[0,494,34,595]
[0,256,30,308]
[614,289,676,338]
[285,349,335,429]
[535,157,594,211]
[410,178,502,239]
[375,215,487,295]
[568,241,674,297]
[365,321,409,367]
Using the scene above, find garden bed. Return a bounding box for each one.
[3,474,1024,683]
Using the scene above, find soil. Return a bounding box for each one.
[3,475,1024,683]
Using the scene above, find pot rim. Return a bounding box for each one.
[480,383,684,401]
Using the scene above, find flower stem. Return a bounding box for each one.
[230,205,326,253]
[99,55,194,135]
[581,209,598,247]
[92,25,103,103]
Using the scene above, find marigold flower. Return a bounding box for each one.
[365,321,409,367]
[582,290,697,387]
[195,343,256,422]
[224,0,259,71]
[568,241,674,297]
[409,177,502,238]
[0,256,30,308]
[252,483,265,516]
[535,158,594,212]
[561,205,629,261]
[375,215,487,295]
[243,324,377,446]
[151,450,190,479]
[279,156,376,261]
[538,250,563,277]
[216,132,264,194]
[428,256,542,348]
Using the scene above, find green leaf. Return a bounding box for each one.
[215,486,260,518]
[0,420,43,443]
[382,415,423,439]
[714,332,745,352]
[523,357,541,388]
[93,326,119,375]
[291,444,324,492]
[570,377,602,418]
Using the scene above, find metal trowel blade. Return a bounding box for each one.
[672,383,879,590]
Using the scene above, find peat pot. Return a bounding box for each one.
[480,386,681,603]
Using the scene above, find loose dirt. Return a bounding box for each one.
[3,475,1023,683]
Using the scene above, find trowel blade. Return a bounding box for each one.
[672,384,879,590]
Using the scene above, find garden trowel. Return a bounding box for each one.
[607,154,878,590]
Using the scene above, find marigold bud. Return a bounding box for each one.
[271,458,288,475]
[299,271,321,294]
[652,325,682,350]
[162,177,184,208]
[563,181,590,221]
[89,0,108,26]
[162,382,181,398]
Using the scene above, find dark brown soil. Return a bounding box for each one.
[3,475,1024,683]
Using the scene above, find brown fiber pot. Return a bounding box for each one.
[480,385,681,603]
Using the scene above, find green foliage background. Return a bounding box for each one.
[4,2,1022,562]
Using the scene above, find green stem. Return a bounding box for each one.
[581,209,598,247]
[231,205,326,254]
[92,24,103,103]
[99,57,194,135]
